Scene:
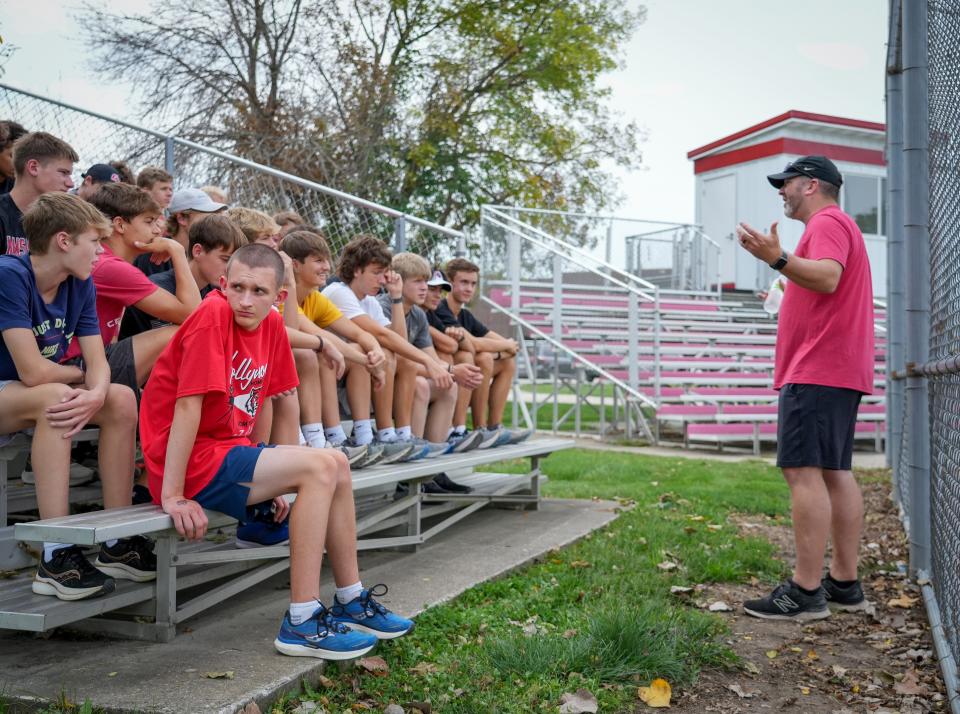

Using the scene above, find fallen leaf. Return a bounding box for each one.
[708,601,732,612]
[707,524,722,531]
[799,686,810,695]
[202,671,234,680]
[0,570,18,579]
[894,669,930,696]
[688,515,705,522]
[765,650,779,659]
[405,703,431,714]
[357,657,389,675]
[887,594,918,609]
[637,678,672,708]
[559,688,598,713]
[831,665,848,679]
[107,672,118,677]
[569,560,591,569]
[789,647,802,653]
[744,661,761,675]
[806,650,819,660]
[727,683,755,698]
[670,586,693,595]
[409,662,439,676]
[239,703,261,714]
[656,561,678,572]
[562,629,578,638]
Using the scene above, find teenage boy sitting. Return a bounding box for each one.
[135,188,228,277]
[120,214,247,339]
[226,206,281,249]
[322,236,454,461]
[63,182,202,392]
[281,230,387,464]
[435,258,530,446]
[75,164,122,200]
[136,166,174,211]
[1,132,78,256]
[141,243,413,658]
[380,253,483,455]
[0,193,154,600]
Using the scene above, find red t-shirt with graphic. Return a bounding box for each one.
[140,290,298,501]
[774,204,875,394]
[64,244,157,359]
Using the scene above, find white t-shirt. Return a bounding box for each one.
[321,281,390,327]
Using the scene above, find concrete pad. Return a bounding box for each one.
[0,498,619,714]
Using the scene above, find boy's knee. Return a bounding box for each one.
[475,352,494,373]
[382,349,396,372]
[294,348,319,371]
[397,356,417,378]
[453,350,474,365]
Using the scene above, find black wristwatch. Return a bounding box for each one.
[391,297,403,304]
[769,251,789,271]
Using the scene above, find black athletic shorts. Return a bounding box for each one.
[62,337,138,396]
[776,383,863,470]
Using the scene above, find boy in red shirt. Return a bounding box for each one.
[140,243,413,659]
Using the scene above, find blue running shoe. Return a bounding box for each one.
[331,584,414,640]
[274,603,378,659]
[236,501,290,548]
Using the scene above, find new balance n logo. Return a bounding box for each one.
[772,595,798,613]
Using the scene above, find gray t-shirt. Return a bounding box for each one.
[377,295,431,349]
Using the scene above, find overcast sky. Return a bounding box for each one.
[0,0,887,224]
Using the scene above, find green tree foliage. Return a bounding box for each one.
[81,0,643,235]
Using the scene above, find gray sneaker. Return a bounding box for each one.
[477,427,503,450]
[447,429,483,454]
[504,428,533,445]
[375,439,416,465]
[327,441,367,466]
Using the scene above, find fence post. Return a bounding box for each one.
[902,0,931,577]
[394,216,407,253]
[164,136,175,176]
[605,218,613,265]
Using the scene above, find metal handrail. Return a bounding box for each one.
[481,295,658,410]
[485,206,659,294]
[485,204,697,228]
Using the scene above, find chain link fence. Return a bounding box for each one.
[0,83,463,261]
[890,1,960,709]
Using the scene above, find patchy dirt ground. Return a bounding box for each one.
[660,475,948,713]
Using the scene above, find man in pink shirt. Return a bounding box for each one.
[736,155,874,621]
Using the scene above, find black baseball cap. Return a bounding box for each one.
[766,155,843,189]
[81,163,122,184]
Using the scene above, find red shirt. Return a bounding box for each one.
[140,290,298,500]
[64,244,157,358]
[774,205,875,394]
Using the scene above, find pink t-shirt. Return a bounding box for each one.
[64,244,157,358]
[773,204,875,394]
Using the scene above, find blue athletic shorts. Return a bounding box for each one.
[192,443,276,521]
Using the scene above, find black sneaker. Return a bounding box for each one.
[743,580,830,621]
[432,472,473,494]
[821,575,867,611]
[421,480,453,495]
[95,536,157,582]
[132,483,153,505]
[33,545,116,601]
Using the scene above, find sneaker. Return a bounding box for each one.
[274,603,379,659]
[420,439,449,459]
[400,437,445,461]
[338,439,384,469]
[505,427,533,445]
[821,575,867,611]
[331,584,414,639]
[132,483,153,505]
[327,441,367,466]
[433,472,473,494]
[375,439,416,465]
[236,502,290,548]
[33,545,116,600]
[21,462,96,486]
[95,535,158,582]
[421,480,453,494]
[477,427,503,450]
[446,429,483,454]
[491,428,513,447]
[743,580,830,621]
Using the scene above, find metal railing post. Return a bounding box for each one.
[627,290,639,395]
[164,135,175,176]
[653,288,662,407]
[605,218,613,265]
[902,0,931,576]
[394,216,407,253]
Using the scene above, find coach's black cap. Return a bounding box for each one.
[81,163,122,184]
[766,155,843,189]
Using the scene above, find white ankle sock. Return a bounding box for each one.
[289,600,320,626]
[324,424,347,445]
[43,543,72,561]
[377,426,397,442]
[395,425,412,440]
[298,428,307,446]
[453,424,466,435]
[336,581,363,604]
[302,423,326,449]
[353,420,374,445]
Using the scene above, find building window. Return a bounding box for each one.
[842,174,883,236]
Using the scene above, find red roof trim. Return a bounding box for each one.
[693,138,886,175]
[687,110,886,160]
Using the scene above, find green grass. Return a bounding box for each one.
[272,449,790,713]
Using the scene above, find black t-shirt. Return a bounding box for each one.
[0,192,26,256]
[425,308,447,332]
[0,176,14,195]
[118,268,213,339]
[433,299,489,338]
[133,251,172,278]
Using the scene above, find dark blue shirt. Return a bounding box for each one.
[0,253,100,380]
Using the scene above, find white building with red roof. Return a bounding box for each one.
[688,110,886,296]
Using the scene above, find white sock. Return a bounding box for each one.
[336,581,364,604]
[302,423,326,449]
[453,425,466,435]
[289,600,320,626]
[396,425,412,440]
[377,426,397,442]
[298,428,307,446]
[324,424,347,445]
[43,543,72,560]
[353,419,374,445]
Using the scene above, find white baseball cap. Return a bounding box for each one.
[168,188,228,214]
